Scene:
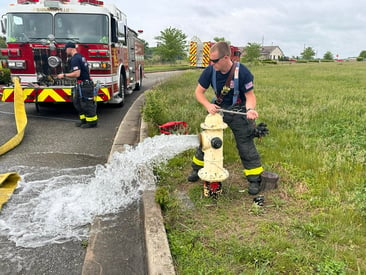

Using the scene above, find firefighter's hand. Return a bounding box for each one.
[246,109,258,120]
[56,73,64,79]
[206,103,220,114]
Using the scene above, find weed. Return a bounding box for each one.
[249,202,265,216]
[295,221,327,238]
[142,89,168,125]
[81,239,88,249]
[266,194,286,209]
[316,257,346,275]
[155,186,178,211]
[353,182,366,217]
[233,244,275,269]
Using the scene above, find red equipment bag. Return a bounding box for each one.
[158,121,188,135]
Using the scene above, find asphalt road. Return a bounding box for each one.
[0,71,182,275]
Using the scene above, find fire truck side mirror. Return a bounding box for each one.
[1,16,6,35]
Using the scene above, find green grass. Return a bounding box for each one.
[144,63,192,73]
[142,62,366,274]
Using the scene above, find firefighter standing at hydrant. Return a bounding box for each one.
[188,41,264,195]
[57,42,98,128]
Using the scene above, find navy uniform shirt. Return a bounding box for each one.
[198,63,254,108]
[69,53,90,81]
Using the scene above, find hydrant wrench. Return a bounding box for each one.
[218,109,247,116]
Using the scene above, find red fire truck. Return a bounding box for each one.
[189,37,241,68]
[0,0,144,108]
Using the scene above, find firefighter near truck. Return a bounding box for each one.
[0,0,144,109]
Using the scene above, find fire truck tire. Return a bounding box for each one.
[134,68,143,91]
[117,73,126,107]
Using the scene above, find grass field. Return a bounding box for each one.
[144,63,191,72]
[142,62,366,274]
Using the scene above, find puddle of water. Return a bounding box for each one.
[0,134,199,248]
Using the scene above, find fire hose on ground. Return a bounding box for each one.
[0,77,24,210]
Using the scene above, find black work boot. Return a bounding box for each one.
[247,175,262,195]
[81,122,97,128]
[187,169,200,182]
[75,120,86,127]
[248,181,261,195]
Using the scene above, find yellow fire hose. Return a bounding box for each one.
[0,77,25,210]
[0,173,21,210]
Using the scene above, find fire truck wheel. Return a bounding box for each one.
[134,68,143,91]
[117,73,126,107]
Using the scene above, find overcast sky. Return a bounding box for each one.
[1,0,365,58]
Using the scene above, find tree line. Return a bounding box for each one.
[146,27,366,63]
[1,28,366,63]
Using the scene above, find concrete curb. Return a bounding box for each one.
[82,93,176,275]
[138,102,175,275]
[143,191,175,275]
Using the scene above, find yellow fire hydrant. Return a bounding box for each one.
[198,113,229,197]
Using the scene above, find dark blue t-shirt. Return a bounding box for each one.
[69,53,90,81]
[198,63,254,108]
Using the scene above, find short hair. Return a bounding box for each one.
[210,41,231,57]
[64,42,76,50]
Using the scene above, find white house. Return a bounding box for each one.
[260,46,284,60]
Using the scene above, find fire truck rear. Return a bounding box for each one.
[189,36,241,68]
[0,0,144,108]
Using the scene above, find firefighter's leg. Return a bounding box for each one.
[225,114,264,195]
[72,86,86,127]
[187,147,204,182]
[80,86,98,128]
[81,100,98,128]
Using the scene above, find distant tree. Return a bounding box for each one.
[0,37,6,48]
[0,37,10,83]
[213,37,231,44]
[141,39,153,59]
[301,47,316,60]
[213,37,224,42]
[242,42,261,63]
[154,27,187,62]
[323,51,334,61]
[359,50,366,59]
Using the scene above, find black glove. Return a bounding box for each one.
[252,122,269,138]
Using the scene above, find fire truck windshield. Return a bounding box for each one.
[7,13,52,42]
[6,13,109,44]
[55,14,109,44]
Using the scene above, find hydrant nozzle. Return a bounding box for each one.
[210,137,223,149]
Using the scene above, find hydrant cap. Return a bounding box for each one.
[200,114,228,130]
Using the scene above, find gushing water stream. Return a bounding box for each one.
[0,134,199,248]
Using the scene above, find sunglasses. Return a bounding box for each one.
[210,55,225,63]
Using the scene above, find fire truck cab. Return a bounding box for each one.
[0,0,144,107]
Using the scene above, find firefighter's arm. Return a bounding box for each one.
[195,83,220,114]
[245,90,258,120]
[57,69,81,79]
